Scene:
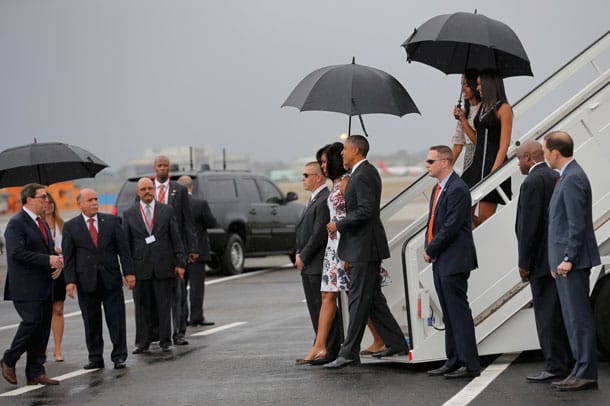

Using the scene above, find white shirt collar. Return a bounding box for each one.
[22,206,39,222]
[310,184,327,201]
[350,159,367,174]
[140,200,156,211]
[528,161,545,174]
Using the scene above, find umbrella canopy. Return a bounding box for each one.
[282,58,419,136]
[402,11,533,78]
[0,141,109,188]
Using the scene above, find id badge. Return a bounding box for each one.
[145,235,156,245]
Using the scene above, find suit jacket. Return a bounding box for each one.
[515,163,558,278]
[188,195,217,262]
[296,187,330,275]
[62,212,134,293]
[337,160,390,263]
[425,172,478,276]
[548,160,600,271]
[162,179,198,254]
[3,210,55,301]
[123,202,186,280]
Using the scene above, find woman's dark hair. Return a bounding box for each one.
[316,144,331,165]
[324,142,347,181]
[479,69,508,108]
[463,69,481,117]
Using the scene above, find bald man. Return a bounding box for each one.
[63,188,135,370]
[515,141,573,383]
[123,178,186,353]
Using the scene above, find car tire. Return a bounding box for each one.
[222,234,245,275]
[593,275,610,356]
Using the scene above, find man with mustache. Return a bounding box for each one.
[122,177,186,353]
[62,188,135,370]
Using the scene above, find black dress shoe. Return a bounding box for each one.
[428,365,458,376]
[173,337,189,346]
[444,366,480,379]
[372,347,408,358]
[557,377,598,391]
[190,319,215,326]
[83,361,105,370]
[114,361,127,369]
[27,375,60,385]
[132,347,149,354]
[323,356,360,369]
[526,371,565,383]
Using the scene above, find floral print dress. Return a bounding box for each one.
[321,176,350,292]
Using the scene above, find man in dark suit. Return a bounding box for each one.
[423,145,480,379]
[153,155,197,346]
[294,162,341,365]
[1,183,62,386]
[325,136,408,369]
[62,188,135,370]
[515,141,573,383]
[123,177,186,353]
[543,131,601,391]
[177,175,216,327]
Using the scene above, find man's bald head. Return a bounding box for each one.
[177,175,193,192]
[137,177,155,203]
[516,140,545,175]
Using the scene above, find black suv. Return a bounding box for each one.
[113,171,304,275]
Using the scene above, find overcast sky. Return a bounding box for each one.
[0,1,608,169]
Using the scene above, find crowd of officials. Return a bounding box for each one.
[1,155,216,386]
[293,67,600,393]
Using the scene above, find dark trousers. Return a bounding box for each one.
[134,277,173,348]
[529,273,573,375]
[78,283,128,363]
[3,300,52,379]
[555,268,597,380]
[339,261,407,360]
[188,261,207,323]
[433,271,480,372]
[172,276,188,340]
[301,273,342,357]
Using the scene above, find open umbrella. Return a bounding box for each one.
[402,11,533,78]
[282,58,419,136]
[0,141,109,188]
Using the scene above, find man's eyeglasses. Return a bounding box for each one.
[426,158,448,165]
[302,173,318,178]
[33,194,49,200]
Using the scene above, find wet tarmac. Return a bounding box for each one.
[0,255,608,405]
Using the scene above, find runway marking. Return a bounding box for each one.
[443,352,521,406]
[0,368,98,397]
[190,321,247,336]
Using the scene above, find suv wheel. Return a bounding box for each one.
[222,234,245,275]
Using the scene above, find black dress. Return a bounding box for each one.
[461,101,512,204]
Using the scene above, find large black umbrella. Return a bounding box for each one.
[0,141,109,188]
[402,11,533,78]
[282,58,419,136]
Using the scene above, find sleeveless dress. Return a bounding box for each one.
[321,177,350,292]
[461,101,512,204]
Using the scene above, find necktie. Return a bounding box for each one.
[158,184,166,203]
[427,185,441,244]
[88,217,98,247]
[36,217,49,245]
[145,204,153,233]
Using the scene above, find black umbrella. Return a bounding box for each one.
[0,141,109,188]
[282,58,420,136]
[402,11,533,79]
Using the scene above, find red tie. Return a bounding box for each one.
[36,217,49,245]
[427,185,441,244]
[158,184,166,203]
[88,217,98,247]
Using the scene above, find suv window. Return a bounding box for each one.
[205,178,237,202]
[239,178,261,203]
[258,179,283,204]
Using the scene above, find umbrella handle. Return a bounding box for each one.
[358,114,369,137]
